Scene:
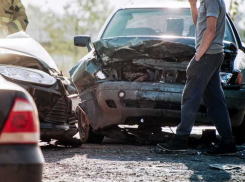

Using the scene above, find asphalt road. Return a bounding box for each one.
[41,135,245,182]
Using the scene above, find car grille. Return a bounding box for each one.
[68,112,77,129]
[45,96,68,124]
[121,100,207,113]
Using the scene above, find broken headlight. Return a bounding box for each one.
[95,71,106,79]
[220,72,233,86]
[0,66,56,86]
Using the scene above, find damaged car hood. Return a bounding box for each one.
[0,32,59,72]
[71,37,196,91]
[93,37,196,64]
[71,37,236,92]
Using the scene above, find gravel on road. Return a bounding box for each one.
[42,139,245,182]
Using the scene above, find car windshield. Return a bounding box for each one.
[102,8,235,43]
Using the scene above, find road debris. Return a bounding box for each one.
[209,164,241,171]
[42,139,245,182]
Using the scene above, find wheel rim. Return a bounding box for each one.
[78,111,89,141]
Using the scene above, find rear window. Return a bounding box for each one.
[102,8,236,43]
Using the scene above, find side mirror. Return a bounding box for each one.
[74,35,92,52]
[230,42,238,53]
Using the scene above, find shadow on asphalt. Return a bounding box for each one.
[41,137,245,182]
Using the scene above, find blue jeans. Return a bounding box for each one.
[177,53,234,143]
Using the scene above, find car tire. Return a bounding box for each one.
[232,119,245,145]
[78,110,104,143]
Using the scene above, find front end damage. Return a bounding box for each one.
[0,33,82,146]
[72,37,243,142]
[27,76,81,146]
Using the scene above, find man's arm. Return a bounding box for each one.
[195,17,217,61]
[188,0,198,26]
[6,0,29,34]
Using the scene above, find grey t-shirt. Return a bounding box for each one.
[196,0,226,54]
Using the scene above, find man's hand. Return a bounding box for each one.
[195,54,201,61]
[0,24,9,37]
[0,24,8,30]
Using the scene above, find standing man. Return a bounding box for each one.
[158,0,237,155]
[0,0,28,38]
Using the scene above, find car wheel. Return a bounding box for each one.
[78,110,104,143]
[77,110,90,143]
[232,119,245,145]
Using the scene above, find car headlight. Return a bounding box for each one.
[95,71,106,79]
[220,72,233,86]
[0,66,56,86]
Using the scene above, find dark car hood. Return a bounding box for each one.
[71,36,235,91]
[0,32,59,73]
[93,37,234,65]
[71,36,197,76]
[93,37,196,65]
[71,36,234,74]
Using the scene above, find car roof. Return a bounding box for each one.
[123,1,195,9]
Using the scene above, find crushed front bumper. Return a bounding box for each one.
[80,81,245,130]
[8,78,81,142]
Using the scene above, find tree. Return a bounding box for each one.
[44,0,111,75]
[229,0,240,21]
[62,0,111,58]
[26,0,112,76]
[228,0,245,41]
[26,5,49,42]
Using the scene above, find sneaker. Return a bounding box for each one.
[205,140,237,156]
[157,135,188,151]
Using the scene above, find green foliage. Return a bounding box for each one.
[228,0,245,41]
[229,0,240,21]
[26,0,111,76]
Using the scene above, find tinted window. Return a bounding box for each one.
[102,8,236,43]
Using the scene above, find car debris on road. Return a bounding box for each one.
[209,164,241,171]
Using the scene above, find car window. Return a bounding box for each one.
[102,8,236,44]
